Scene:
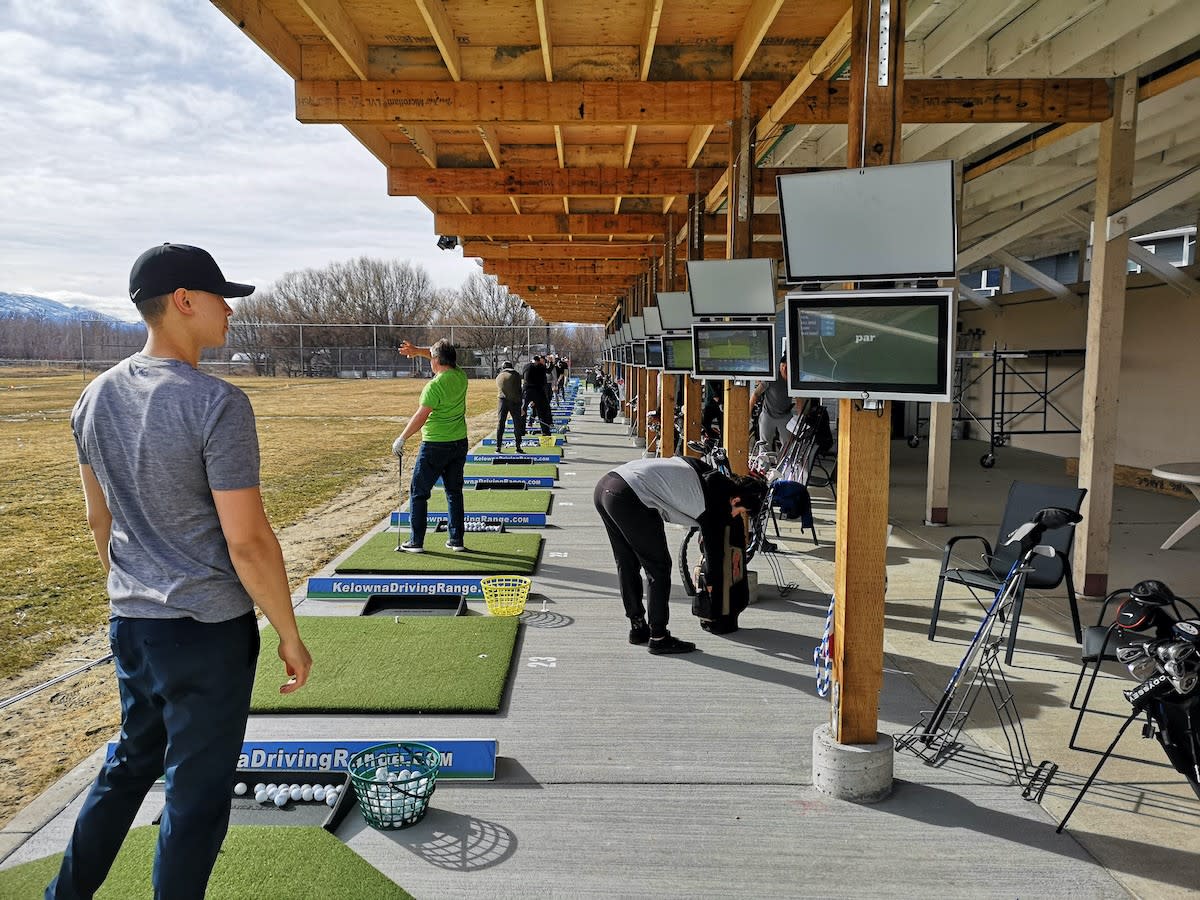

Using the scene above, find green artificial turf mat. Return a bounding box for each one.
[465,462,557,478]
[471,443,563,458]
[425,489,551,514]
[0,826,411,900]
[336,531,542,574]
[251,617,519,713]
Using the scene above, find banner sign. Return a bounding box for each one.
[460,475,555,488]
[390,511,547,526]
[467,453,560,463]
[107,738,498,780]
[480,437,565,446]
[307,575,489,599]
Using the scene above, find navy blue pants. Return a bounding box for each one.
[409,437,468,546]
[47,613,258,900]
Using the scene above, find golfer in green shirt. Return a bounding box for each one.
[395,339,469,551]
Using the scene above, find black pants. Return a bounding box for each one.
[593,472,673,638]
[497,397,524,446]
[523,388,553,436]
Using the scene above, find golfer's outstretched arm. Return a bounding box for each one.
[397,340,432,358]
[213,486,312,693]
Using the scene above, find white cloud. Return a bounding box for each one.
[0,0,481,321]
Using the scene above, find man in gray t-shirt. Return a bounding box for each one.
[754,355,802,450]
[48,244,312,900]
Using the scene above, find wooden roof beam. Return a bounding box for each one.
[296,80,763,125]
[438,212,780,238]
[464,242,657,260]
[639,0,665,81]
[413,0,463,81]
[389,165,723,197]
[296,0,368,81]
[210,0,302,79]
[733,0,787,81]
[486,260,649,277]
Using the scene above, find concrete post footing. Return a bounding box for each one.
[812,725,894,803]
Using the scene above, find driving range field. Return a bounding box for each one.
[0,369,500,829]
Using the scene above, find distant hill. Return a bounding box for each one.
[0,291,127,325]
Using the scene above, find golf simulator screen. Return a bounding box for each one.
[785,289,955,402]
[645,338,663,369]
[632,341,647,366]
[656,291,698,331]
[685,259,778,317]
[691,323,775,379]
[661,334,694,374]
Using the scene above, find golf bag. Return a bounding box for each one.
[599,380,619,423]
[689,512,751,635]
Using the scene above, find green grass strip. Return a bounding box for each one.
[471,443,563,458]
[0,826,411,899]
[425,490,551,514]
[464,463,557,478]
[251,617,519,713]
[336,531,542,575]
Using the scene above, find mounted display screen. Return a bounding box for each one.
[691,323,776,379]
[655,291,698,331]
[785,288,955,402]
[643,306,664,336]
[661,334,695,374]
[645,338,663,368]
[777,160,957,283]
[632,341,647,366]
[620,324,632,343]
[685,259,778,317]
[629,316,647,340]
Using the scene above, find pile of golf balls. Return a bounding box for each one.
[358,766,434,824]
[242,781,344,809]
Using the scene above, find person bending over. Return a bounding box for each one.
[592,456,765,655]
[48,243,312,900]
[395,339,469,552]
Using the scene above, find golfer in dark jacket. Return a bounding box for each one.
[521,355,554,436]
[593,457,765,654]
[496,360,525,452]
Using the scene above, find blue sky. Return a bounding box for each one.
[0,0,480,321]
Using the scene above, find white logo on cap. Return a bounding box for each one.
[131,288,141,300]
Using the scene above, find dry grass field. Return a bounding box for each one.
[0,369,498,827]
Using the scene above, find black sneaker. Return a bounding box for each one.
[628,621,650,645]
[445,540,467,552]
[515,446,526,454]
[399,540,424,554]
[648,634,696,655]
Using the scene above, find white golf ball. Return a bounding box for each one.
[313,787,326,802]
[253,783,266,794]
[233,782,248,796]
[274,791,288,808]
[266,783,277,792]
[265,787,278,799]
[255,790,269,803]
[326,792,337,807]
[301,786,314,802]
[290,786,303,801]
[324,784,336,794]
[300,783,312,794]
[375,767,388,780]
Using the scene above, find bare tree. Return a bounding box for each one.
[441,273,542,375]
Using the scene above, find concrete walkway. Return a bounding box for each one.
[4,388,1199,897]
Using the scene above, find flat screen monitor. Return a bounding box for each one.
[620,344,630,364]
[691,323,776,380]
[661,334,694,374]
[655,291,697,331]
[645,338,663,368]
[632,341,647,366]
[643,306,664,336]
[620,324,632,343]
[785,288,955,402]
[685,259,778,317]
[629,316,647,341]
[777,160,957,283]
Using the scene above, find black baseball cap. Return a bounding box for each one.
[128,243,254,304]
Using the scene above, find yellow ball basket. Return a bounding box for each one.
[538,434,557,448]
[481,575,531,617]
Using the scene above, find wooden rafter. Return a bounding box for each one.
[412,0,463,81]
[733,0,787,80]
[296,0,368,81]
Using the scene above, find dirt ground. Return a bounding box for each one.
[0,414,495,830]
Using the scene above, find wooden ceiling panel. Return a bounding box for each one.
[545,0,654,46]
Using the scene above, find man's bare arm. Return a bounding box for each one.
[213,486,312,693]
[80,465,112,574]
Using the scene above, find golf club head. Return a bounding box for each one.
[1116,644,1149,665]
[1030,544,1057,559]
[1127,656,1160,681]
[1169,672,1199,696]
[1173,619,1200,645]
[392,435,405,457]
[1003,520,1037,546]
[1161,641,1197,664]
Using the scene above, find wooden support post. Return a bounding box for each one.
[646,368,660,453]
[637,366,649,440]
[660,373,676,457]
[722,81,755,475]
[664,216,677,290]
[831,0,905,746]
[683,377,702,456]
[1075,71,1139,599]
[925,402,953,524]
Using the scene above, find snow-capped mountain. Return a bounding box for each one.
[0,291,125,325]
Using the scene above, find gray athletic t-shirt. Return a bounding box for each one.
[760,377,793,418]
[613,457,705,527]
[71,353,260,622]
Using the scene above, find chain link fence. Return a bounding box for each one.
[1,320,603,379]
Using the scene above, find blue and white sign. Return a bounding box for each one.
[307,575,490,599]
[467,453,560,463]
[460,475,555,487]
[107,738,498,780]
[390,511,547,526]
